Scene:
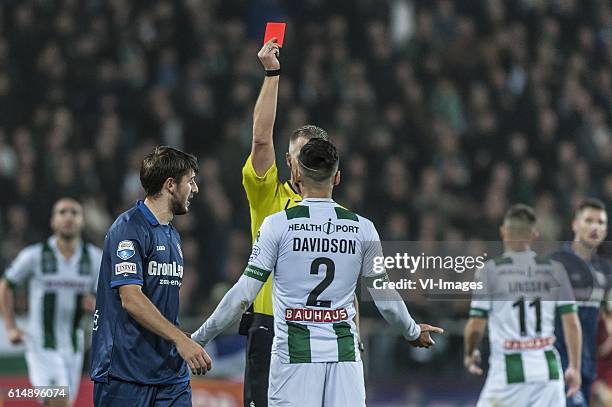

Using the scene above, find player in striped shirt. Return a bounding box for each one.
[464,204,582,407]
[0,198,102,406]
[193,138,442,406]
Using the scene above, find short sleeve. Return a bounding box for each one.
[244,215,278,282]
[89,245,103,293]
[469,261,492,318]
[108,227,146,289]
[360,220,385,280]
[4,245,38,287]
[242,155,279,212]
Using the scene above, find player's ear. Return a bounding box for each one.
[293,164,301,184]
[499,225,506,240]
[531,228,540,241]
[164,177,176,194]
[571,218,578,235]
[285,152,291,169]
[333,170,341,186]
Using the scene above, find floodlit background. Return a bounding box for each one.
[0,0,611,405]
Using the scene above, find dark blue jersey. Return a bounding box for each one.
[552,243,611,382]
[90,200,189,385]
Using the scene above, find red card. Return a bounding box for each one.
[263,22,286,47]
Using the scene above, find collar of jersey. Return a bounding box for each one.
[301,198,335,203]
[136,200,160,226]
[502,249,536,257]
[561,241,598,265]
[48,236,83,261]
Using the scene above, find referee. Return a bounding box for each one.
[240,39,331,406]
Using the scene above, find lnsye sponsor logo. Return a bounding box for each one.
[115,262,137,275]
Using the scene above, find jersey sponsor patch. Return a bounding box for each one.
[117,240,135,260]
[504,336,555,350]
[115,262,137,275]
[285,308,348,323]
[249,245,261,261]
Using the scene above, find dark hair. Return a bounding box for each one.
[297,138,339,183]
[290,125,329,144]
[51,196,83,215]
[503,203,536,228]
[576,197,606,217]
[140,146,198,197]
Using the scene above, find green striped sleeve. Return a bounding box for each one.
[469,307,489,318]
[557,303,577,314]
[243,265,271,282]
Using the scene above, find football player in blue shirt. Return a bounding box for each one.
[553,198,611,407]
[90,146,211,406]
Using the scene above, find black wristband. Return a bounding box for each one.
[265,69,281,77]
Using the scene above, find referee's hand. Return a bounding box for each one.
[176,335,212,375]
[258,38,280,71]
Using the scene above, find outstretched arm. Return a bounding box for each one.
[366,283,443,347]
[192,274,265,346]
[252,39,281,176]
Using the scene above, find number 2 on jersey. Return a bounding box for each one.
[306,257,335,308]
[512,297,542,336]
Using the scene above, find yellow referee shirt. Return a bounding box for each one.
[242,154,301,315]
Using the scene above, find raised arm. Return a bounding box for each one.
[251,39,281,176]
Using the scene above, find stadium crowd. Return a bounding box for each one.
[0,0,611,382]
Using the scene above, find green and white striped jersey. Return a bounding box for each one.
[4,237,102,352]
[470,250,577,386]
[247,198,382,364]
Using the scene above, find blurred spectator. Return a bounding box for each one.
[2,0,612,379]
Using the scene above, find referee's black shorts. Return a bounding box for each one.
[244,313,274,407]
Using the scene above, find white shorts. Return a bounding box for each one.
[477,379,564,407]
[268,354,366,407]
[24,346,83,401]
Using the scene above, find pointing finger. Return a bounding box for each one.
[422,325,444,334]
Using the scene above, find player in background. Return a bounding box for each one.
[240,38,362,406]
[464,204,582,407]
[193,138,443,406]
[0,197,102,406]
[551,198,611,407]
[90,146,211,406]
